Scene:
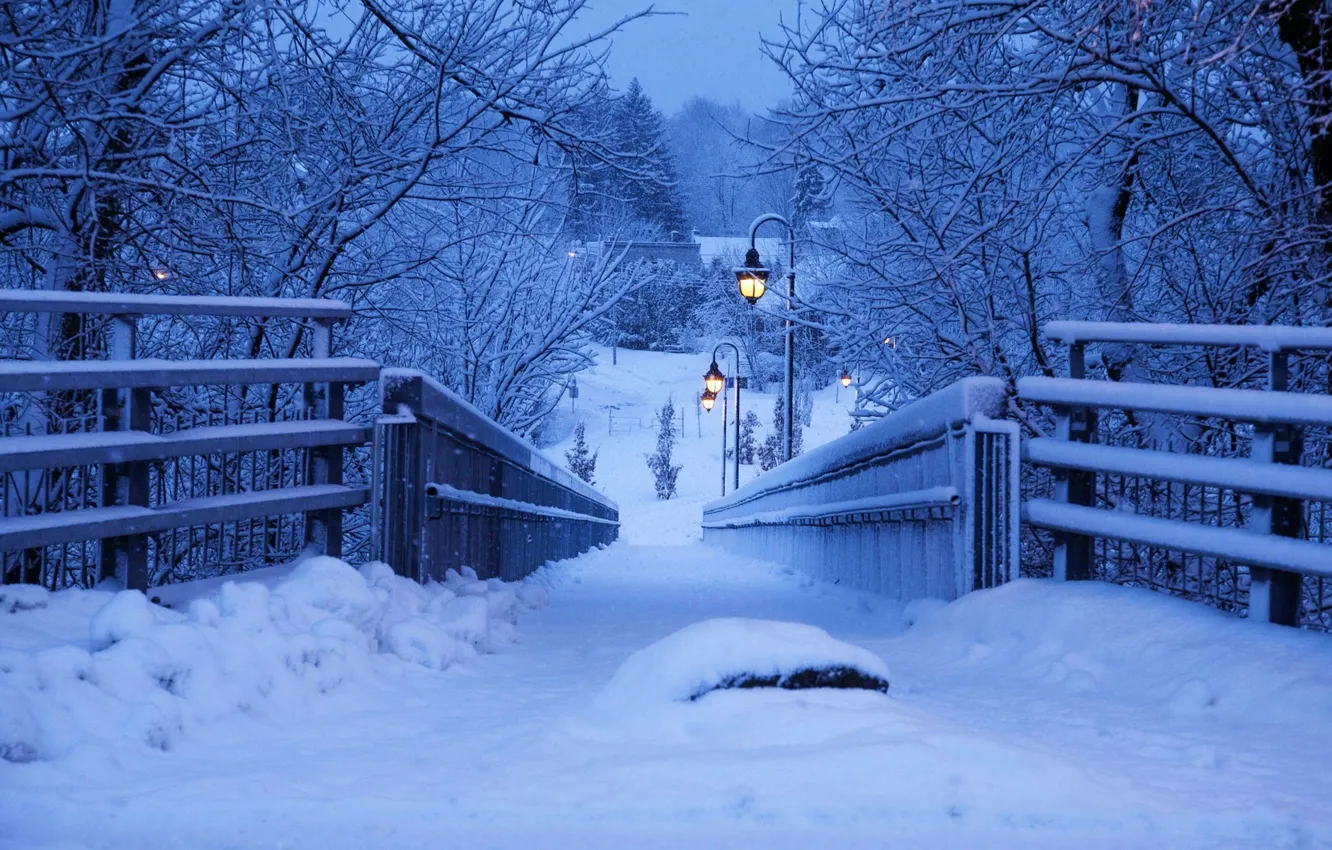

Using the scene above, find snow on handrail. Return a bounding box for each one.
[1024,438,1332,503]
[0,288,352,319]
[425,483,619,526]
[0,357,380,392]
[1023,499,1332,579]
[0,484,368,552]
[1045,321,1332,351]
[702,487,959,529]
[705,377,1007,516]
[0,420,370,474]
[1017,376,1332,427]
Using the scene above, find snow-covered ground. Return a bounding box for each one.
[3,347,1332,849]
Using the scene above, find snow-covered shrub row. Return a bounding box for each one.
[0,558,548,763]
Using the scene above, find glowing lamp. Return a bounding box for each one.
[733,247,770,304]
[704,361,725,395]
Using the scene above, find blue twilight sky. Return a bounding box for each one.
[573,0,802,115]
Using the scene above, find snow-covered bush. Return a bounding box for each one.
[565,422,598,485]
[645,398,683,499]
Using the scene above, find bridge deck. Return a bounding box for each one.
[5,540,1330,848]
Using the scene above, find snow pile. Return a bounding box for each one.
[0,557,546,763]
[898,578,1332,724]
[592,618,891,717]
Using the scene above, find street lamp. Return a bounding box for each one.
[733,248,770,304]
[840,369,853,388]
[700,390,716,412]
[702,342,743,494]
[735,214,797,462]
[703,361,725,395]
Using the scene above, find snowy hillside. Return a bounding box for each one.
[541,344,857,544]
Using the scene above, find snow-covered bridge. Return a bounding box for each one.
[4,292,1332,847]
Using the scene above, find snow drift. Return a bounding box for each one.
[0,557,547,763]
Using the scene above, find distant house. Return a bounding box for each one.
[692,235,786,270]
[575,233,797,271]
[581,234,701,267]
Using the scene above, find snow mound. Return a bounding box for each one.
[0,557,546,762]
[899,578,1332,723]
[594,619,890,714]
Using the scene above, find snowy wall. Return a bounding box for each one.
[702,378,1018,601]
[376,370,618,583]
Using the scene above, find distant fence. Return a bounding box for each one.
[0,290,373,589]
[702,378,1019,600]
[1019,322,1332,630]
[375,370,618,583]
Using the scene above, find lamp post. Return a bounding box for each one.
[734,214,796,462]
[702,342,743,494]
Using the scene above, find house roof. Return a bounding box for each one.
[693,236,786,268]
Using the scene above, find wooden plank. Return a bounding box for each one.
[0,485,369,551]
[1017,376,1332,427]
[1022,498,1332,579]
[0,357,379,392]
[1024,438,1332,503]
[0,420,371,473]
[0,289,352,319]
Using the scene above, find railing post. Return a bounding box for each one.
[1053,342,1095,580]
[304,317,343,557]
[1248,350,1303,626]
[98,314,150,589]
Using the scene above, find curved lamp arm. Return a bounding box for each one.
[747,213,796,276]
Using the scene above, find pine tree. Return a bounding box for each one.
[739,411,760,465]
[612,79,687,236]
[645,397,682,499]
[565,422,598,485]
[792,163,831,231]
[758,397,803,471]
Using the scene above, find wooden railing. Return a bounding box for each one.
[1019,321,1332,628]
[0,290,373,589]
[374,370,618,583]
[702,378,1019,600]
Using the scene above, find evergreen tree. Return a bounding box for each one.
[791,163,831,231]
[758,397,804,472]
[564,79,688,240]
[565,422,598,485]
[739,411,760,465]
[564,82,620,241]
[613,79,687,236]
[645,397,683,499]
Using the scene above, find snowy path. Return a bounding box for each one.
[6,539,1332,849]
